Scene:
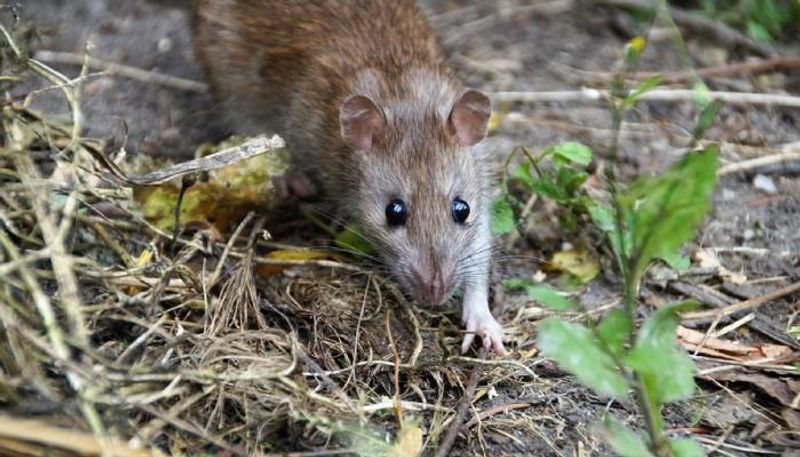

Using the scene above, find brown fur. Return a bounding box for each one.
[191,0,495,318]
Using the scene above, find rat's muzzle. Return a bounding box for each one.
[410,266,454,306]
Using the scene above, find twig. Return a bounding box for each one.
[89,134,286,186]
[0,417,162,457]
[635,57,800,84]
[385,309,404,429]
[434,347,486,457]
[33,50,209,92]
[463,401,532,429]
[493,88,800,108]
[718,151,800,176]
[682,280,800,320]
[207,212,255,287]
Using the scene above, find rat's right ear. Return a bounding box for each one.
[447,89,491,147]
[340,95,385,152]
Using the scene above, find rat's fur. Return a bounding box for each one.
[191,0,505,353]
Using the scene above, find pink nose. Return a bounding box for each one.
[411,267,453,305]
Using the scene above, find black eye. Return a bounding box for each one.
[385,199,407,226]
[452,197,470,224]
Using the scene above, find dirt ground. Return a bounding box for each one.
[6,0,800,456]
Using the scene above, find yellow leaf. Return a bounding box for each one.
[266,249,338,261]
[386,423,423,457]
[257,249,343,276]
[545,249,599,284]
[133,136,291,234]
[132,246,153,267]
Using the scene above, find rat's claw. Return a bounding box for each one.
[461,311,507,355]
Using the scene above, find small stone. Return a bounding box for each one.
[753,174,777,194]
[721,188,736,201]
[743,229,755,241]
[158,37,173,53]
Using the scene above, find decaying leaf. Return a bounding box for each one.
[385,423,423,457]
[694,249,747,284]
[134,136,291,234]
[544,248,600,284]
[705,371,800,408]
[677,326,792,361]
[256,249,343,276]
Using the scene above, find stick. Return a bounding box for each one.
[0,417,161,457]
[33,50,208,92]
[433,348,486,457]
[463,401,532,429]
[718,151,800,176]
[635,57,800,84]
[492,88,800,108]
[682,280,800,321]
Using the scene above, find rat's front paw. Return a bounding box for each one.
[461,309,507,355]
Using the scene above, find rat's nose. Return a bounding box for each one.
[410,266,454,305]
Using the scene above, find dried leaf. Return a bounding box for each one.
[256,249,341,276]
[545,249,600,284]
[386,423,423,457]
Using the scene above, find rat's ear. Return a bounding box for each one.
[447,89,491,147]
[340,95,385,151]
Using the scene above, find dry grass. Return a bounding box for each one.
[0,22,544,457]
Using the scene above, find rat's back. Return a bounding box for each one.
[192,0,449,139]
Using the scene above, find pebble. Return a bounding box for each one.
[753,174,777,194]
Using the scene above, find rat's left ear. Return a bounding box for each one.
[447,89,491,146]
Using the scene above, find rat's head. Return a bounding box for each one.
[338,87,492,306]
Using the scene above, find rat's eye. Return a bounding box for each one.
[385,199,407,226]
[452,197,470,224]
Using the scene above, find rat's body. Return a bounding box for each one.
[191,0,504,353]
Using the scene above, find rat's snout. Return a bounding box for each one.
[410,264,455,306]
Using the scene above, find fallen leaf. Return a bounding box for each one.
[705,371,800,407]
[386,423,423,457]
[693,249,747,284]
[677,326,792,361]
[256,249,342,276]
[544,249,599,284]
[134,136,291,234]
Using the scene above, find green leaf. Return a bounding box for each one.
[555,166,588,196]
[526,286,576,311]
[511,161,537,191]
[620,146,719,283]
[670,437,705,457]
[659,250,691,273]
[637,301,698,349]
[503,278,531,291]
[594,416,655,457]
[537,318,630,397]
[491,196,515,234]
[626,75,663,107]
[588,201,615,232]
[587,201,632,261]
[597,309,632,357]
[691,99,722,144]
[553,142,592,166]
[625,301,699,404]
[627,348,696,405]
[532,173,567,201]
[334,226,376,257]
[746,20,772,42]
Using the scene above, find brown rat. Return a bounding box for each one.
[189,0,505,354]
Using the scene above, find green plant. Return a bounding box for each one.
[498,36,721,456]
[694,0,800,42]
[492,141,594,235]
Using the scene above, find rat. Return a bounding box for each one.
[188,0,505,354]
